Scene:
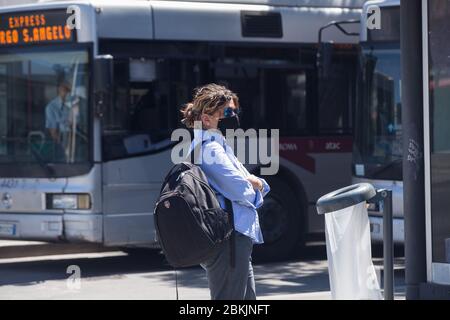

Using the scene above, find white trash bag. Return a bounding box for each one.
[324,202,382,300]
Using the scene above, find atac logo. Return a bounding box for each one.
[325,142,341,151]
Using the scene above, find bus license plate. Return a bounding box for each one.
[0,223,16,236]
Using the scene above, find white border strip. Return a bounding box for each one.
[421,0,433,283]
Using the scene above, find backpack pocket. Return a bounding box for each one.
[201,208,234,244]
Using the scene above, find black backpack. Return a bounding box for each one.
[154,143,235,268]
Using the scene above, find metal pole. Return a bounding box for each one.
[400,0,427,300]
[381,190,394,300]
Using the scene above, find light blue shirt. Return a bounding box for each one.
[190,129,270,244]
[45,96,71,133]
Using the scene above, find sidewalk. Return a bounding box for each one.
[0,240,405,300]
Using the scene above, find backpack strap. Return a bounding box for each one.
[225,198,235,269]
[190,137,236,268]
[187,140,206,164]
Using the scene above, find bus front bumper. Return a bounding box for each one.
[369,216,405,244]
[0,213,102,243]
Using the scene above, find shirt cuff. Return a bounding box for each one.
[259,178,270,198]
[253,189,264,209]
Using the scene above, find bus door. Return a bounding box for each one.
[264,54,356,226]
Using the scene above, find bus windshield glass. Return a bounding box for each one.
[0,49,90,167]
[353,46,402,180]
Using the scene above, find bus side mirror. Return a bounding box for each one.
[94,55,113,117]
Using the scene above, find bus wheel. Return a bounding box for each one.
[253,177,305,262]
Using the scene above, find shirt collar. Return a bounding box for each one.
[55,96,66,106]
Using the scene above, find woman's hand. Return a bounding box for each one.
[247,175,263,192]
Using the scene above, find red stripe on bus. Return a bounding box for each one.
[279,137,353,173]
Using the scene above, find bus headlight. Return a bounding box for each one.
[47,194,91,210]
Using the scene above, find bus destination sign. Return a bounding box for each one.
[0,10,76,47]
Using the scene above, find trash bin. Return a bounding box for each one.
[317,183,382,300]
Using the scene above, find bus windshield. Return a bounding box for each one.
[353,46,402,180]
[0,48,90,169]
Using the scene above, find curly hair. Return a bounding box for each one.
[181,83,239,128]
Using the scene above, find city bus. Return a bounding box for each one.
[352,0,404,243]
[0,0,363,261]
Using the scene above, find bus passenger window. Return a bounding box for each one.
[102,58,205,161]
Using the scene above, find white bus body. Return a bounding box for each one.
[0,0,363,260]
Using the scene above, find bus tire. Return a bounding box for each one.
[253,176,306,262]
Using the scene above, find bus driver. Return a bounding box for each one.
[44,80,76,161]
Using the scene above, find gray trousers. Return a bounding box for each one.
[201,232,256,300]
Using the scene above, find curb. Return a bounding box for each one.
[0,241,116,259]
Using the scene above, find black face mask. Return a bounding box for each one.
[218,114,240,136]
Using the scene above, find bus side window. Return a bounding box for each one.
[102,59,171,160]
[102,58,205,161]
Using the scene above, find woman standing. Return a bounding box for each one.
[181,84,270,300]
